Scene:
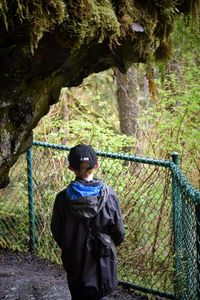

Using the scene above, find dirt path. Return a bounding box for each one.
[0,249,148,300]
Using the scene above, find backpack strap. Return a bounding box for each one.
[85,217,115,258]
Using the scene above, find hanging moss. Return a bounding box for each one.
[0,0,199,59]
[0,0,8,29]
[0,0,66,52]
[63,0,120,47]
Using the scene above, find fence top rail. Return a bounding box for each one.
[32,141,171,168]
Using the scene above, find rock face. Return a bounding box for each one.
[0,0,197,188]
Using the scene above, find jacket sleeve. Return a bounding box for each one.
[50,193,64,248]
[109,193,125,246]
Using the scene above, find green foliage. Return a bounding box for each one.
[139,18,200,187]
[173,17,200,54]
[0,156,29,251]
[141,64,199,153]
[66,119,133,151]
[34,70,134,153]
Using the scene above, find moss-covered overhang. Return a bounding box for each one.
[0,0,199,188]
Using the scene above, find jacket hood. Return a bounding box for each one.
[66,179,108,218]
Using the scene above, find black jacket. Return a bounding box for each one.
[51,178,125,298]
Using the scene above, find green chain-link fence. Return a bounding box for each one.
[170,157,200,300]
[0,141,200,299]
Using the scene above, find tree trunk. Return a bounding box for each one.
[60,88,68,145]
[115,67,140,138]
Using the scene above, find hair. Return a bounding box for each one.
[74,161,95,178]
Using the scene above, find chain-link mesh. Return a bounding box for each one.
[171,162,200,300]
[0,142,200,300]
[96,155,174,295]
[0,154,29,251]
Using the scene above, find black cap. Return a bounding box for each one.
[68,144,97,171]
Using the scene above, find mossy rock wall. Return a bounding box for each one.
[0,0,199,187]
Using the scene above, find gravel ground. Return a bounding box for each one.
[0,249,148,300]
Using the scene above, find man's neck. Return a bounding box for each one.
[82,173,94,182]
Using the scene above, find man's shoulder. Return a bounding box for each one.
[102,183,117,198]
[56,187,67,199]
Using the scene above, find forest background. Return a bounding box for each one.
[34,17,200,189]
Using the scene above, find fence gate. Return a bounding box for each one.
[0,141,200,300]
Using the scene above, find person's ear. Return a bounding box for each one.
[95,161,99,169]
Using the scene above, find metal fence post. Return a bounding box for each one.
[171,152,183,300]
[26,147,36,252]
